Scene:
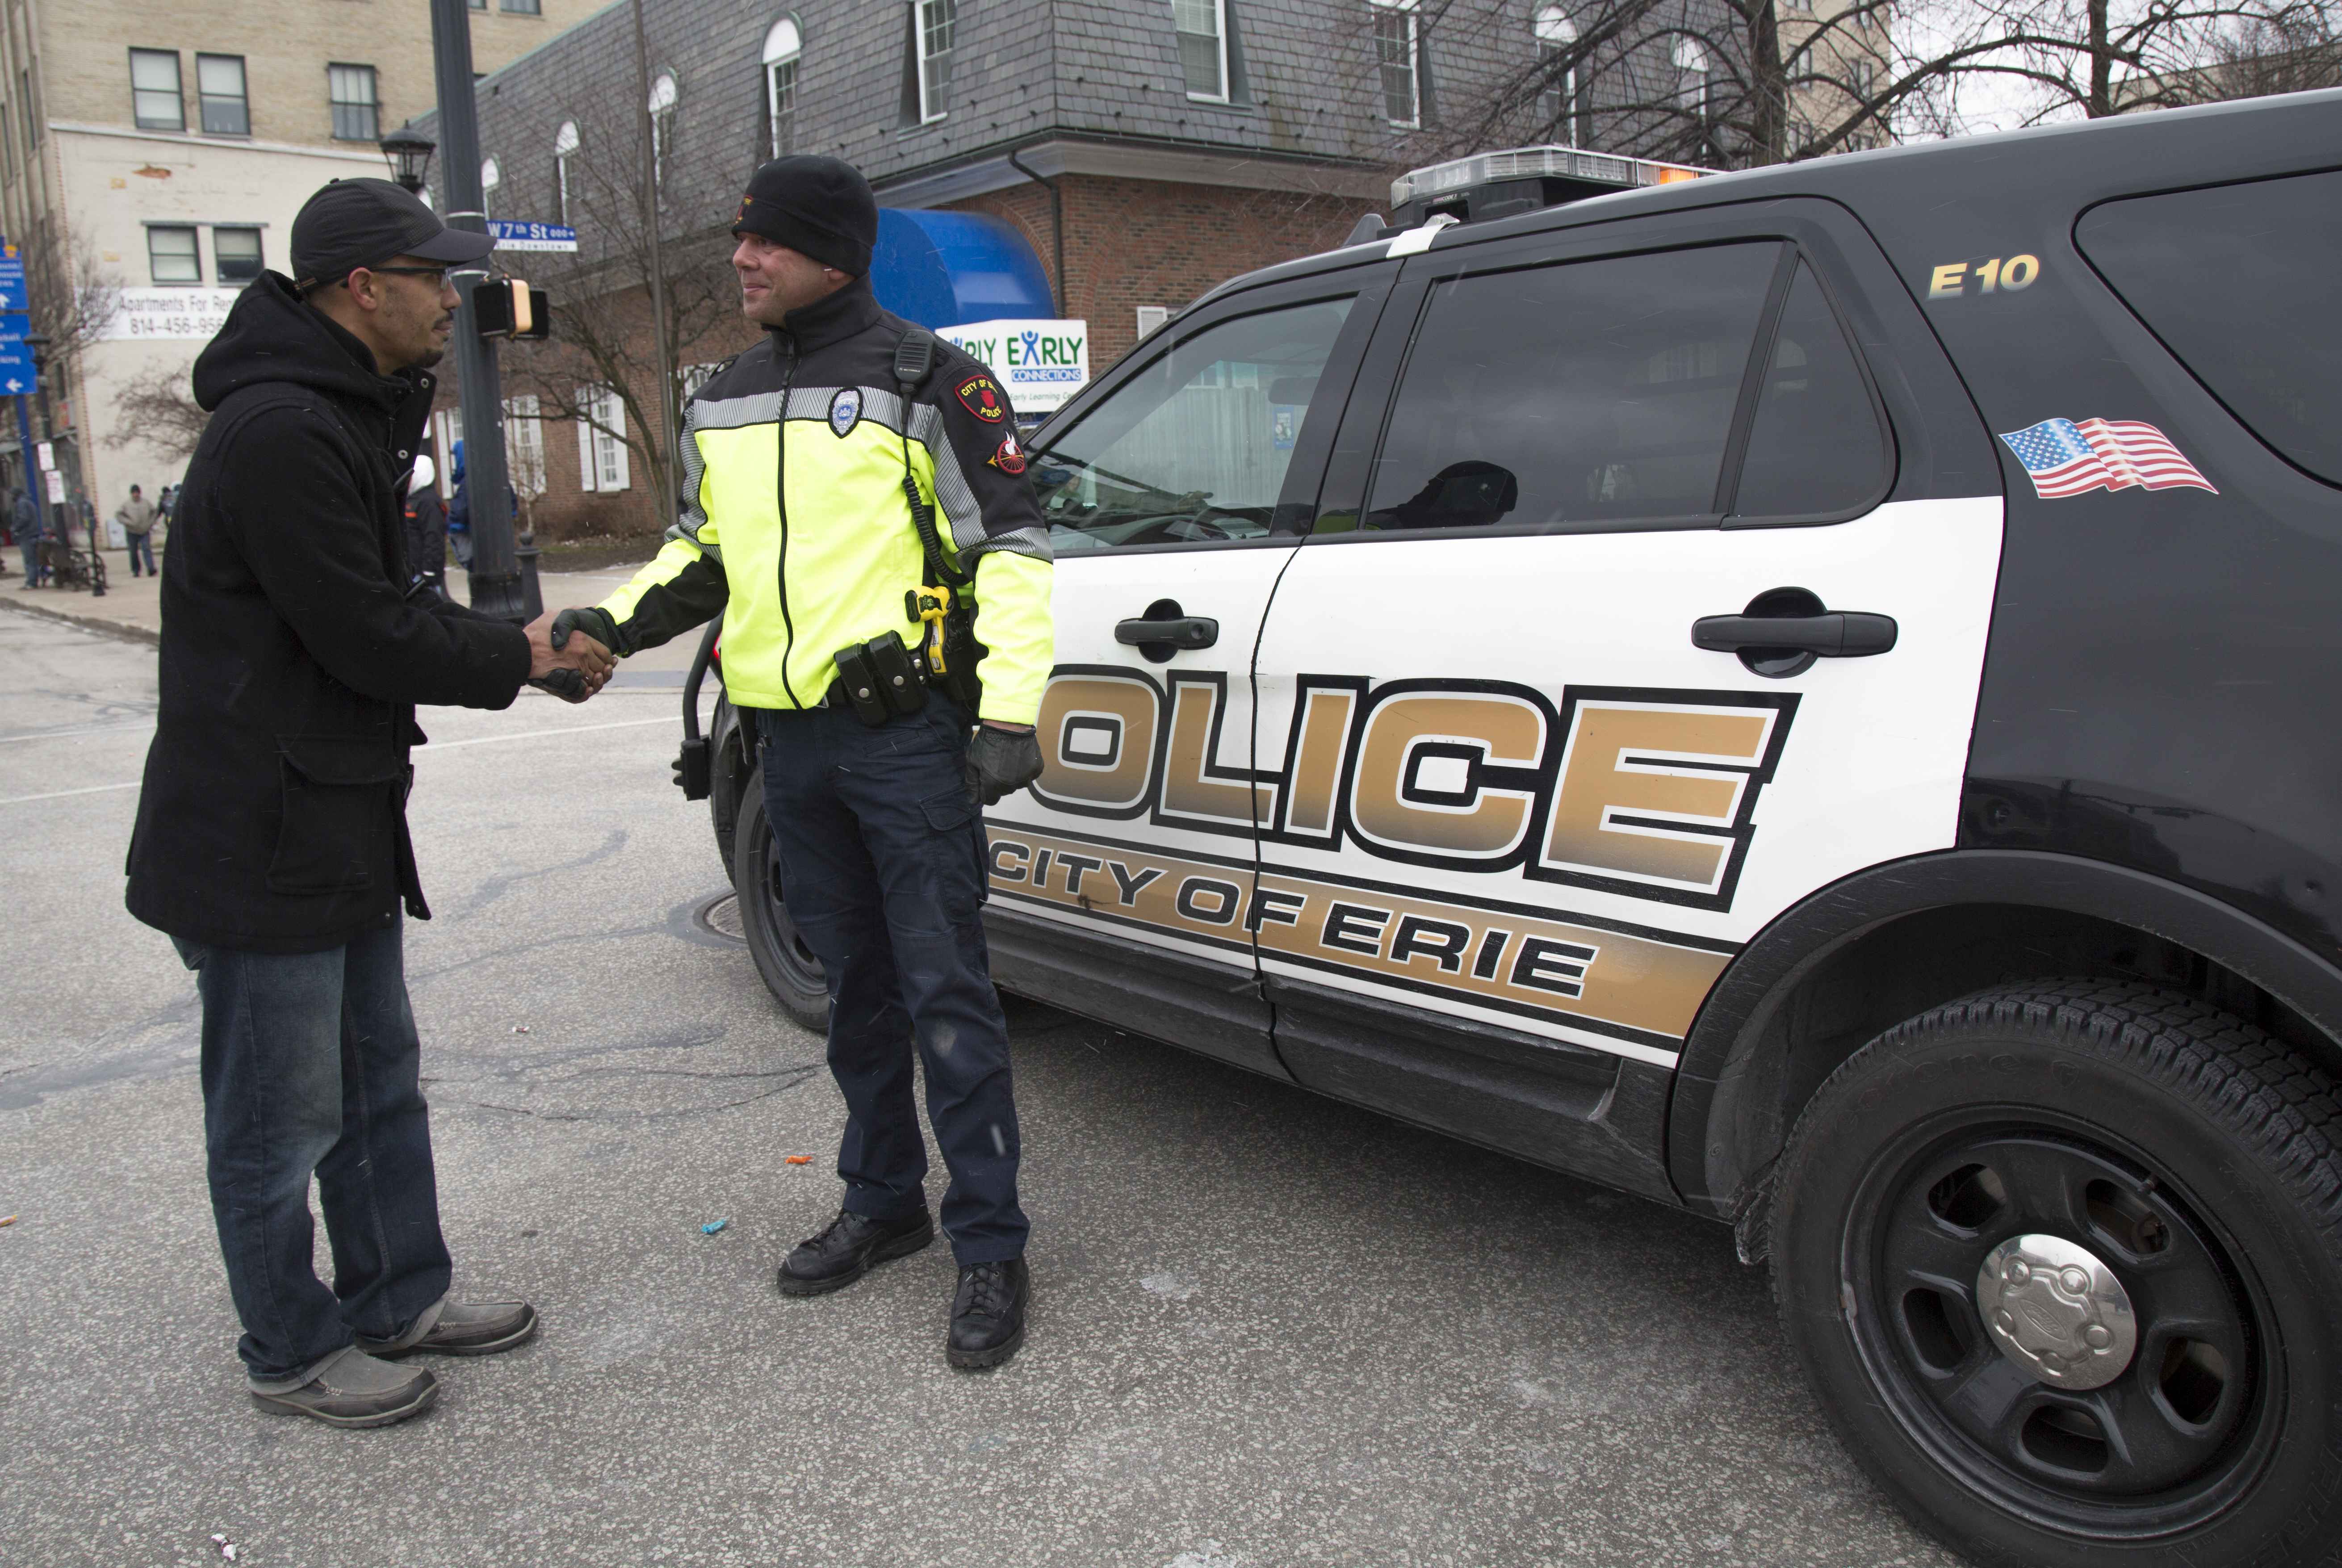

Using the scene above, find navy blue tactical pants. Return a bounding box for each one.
[756,700,1028,1265]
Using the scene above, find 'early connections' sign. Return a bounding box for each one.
[934,319,1089,415]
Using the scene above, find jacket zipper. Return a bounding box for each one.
[774,333,800,708]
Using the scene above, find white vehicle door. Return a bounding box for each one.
[980,271,1394,1077]
[1246,204,2004,1116]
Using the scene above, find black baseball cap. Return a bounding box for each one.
[731,156,878,277]
[290,177,496,290]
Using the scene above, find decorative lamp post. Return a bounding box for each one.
[379,125,437,196]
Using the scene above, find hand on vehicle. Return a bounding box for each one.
[966,722,1042,808]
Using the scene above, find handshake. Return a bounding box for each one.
[523,606,618,703]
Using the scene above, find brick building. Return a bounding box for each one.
[431,0,1759,540]
[0,0,605,525]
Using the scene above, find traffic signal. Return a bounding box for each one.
[472,278,550,342]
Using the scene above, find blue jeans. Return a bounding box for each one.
[18,539,42,583]
[177,922,452,1380]
[757,699,1028,1264]
[125,531,154,574]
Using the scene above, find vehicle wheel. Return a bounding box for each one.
[1772,979,2342,1567]
[730,762,830,1032]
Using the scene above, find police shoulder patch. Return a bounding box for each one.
[956,373,1008,423]
[991,432,1027,475]
[828,386,862,438]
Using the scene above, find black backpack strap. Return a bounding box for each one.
[893,327,965,587]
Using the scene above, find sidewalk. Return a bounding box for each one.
[0,549,696,684]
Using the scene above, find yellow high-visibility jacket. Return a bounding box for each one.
[592,278,1055,723]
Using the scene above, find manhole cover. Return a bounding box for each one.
[696,892,746,942]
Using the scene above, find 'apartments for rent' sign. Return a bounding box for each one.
[105,288,243,342]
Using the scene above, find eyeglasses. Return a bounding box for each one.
[352,265,451,289]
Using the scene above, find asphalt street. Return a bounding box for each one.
[0,604,1959,1568]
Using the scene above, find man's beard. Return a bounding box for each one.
[414,333,450,369]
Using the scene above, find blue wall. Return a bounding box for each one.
[870,209,1056,330]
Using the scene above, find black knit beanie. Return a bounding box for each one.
[731,156,879,277]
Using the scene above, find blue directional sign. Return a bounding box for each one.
[486,219,578,253]
[0,258,28,313]
[0,340,37,398]
[0,312,27,344]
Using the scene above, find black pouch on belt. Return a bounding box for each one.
[833,632,928,726]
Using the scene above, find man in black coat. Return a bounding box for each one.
[124,179,613,1428]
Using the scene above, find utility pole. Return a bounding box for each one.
[427,0,540,621]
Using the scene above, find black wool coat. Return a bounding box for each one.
[126,273,532,953]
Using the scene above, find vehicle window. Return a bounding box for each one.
[2077,171,2342,486]
[1354,242,1781,533]
[1729,261,1888,519]
[1029,297,1355,549]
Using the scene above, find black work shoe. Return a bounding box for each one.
[777,1208,934,1297]
[356,1297,538,1359]
[248,1346,438,1429]
[947,1258,1029,1370]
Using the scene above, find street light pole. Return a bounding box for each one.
[426,0,539,622]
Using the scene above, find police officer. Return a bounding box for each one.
[553,157,1051,1368]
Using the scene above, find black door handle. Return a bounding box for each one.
[1116,616,1219,651]
[1691,612,1898,658]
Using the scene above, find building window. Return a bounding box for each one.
[648,72,676,182]
[196,54,248,136]
[213,226,261,282]
[1174,0,1228,100]
[147,225,199,284]
[1849,56,1877,98]
[502,0,543,12]
[916,0,955,122]
[1370,0,1419,127]
[764,18,801,156]
[1673,36,1713,124]
[1135,305,1170,339]
[468,0,486,10]
[577,385,629,492]
[1534,6,1577,138]
[328,64,378,142]
[481,155,499,218]
[553,120,578,223]
[130,50,183,132]
[505,394,546,496]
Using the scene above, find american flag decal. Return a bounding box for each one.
[1998,417,2216,499]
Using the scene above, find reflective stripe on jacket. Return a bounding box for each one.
[595,277,1054,723]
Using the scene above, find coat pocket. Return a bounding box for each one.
[266,734,404,896]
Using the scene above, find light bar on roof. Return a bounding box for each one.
[1389,145,1710,210]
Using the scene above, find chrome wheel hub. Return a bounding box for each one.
[1977,1232,2137,1391]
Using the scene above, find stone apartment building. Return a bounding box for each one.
[0,0,603,523]
[430,0,1768,540]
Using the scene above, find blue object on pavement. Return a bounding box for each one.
[701,1219,729,1235]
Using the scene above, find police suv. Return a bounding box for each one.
[686,91,2342,1567]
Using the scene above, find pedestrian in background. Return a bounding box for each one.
[116,483,158,577]
[13,485,45,588]
[444,438,473,569]
[123,177,613,1430]
[403,453,448,598]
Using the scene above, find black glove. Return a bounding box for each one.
[549,605,621,655]
[966,724,1043,808]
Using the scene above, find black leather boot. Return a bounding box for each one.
[777,1208,934,1296]
[947,1258,1029,1369]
